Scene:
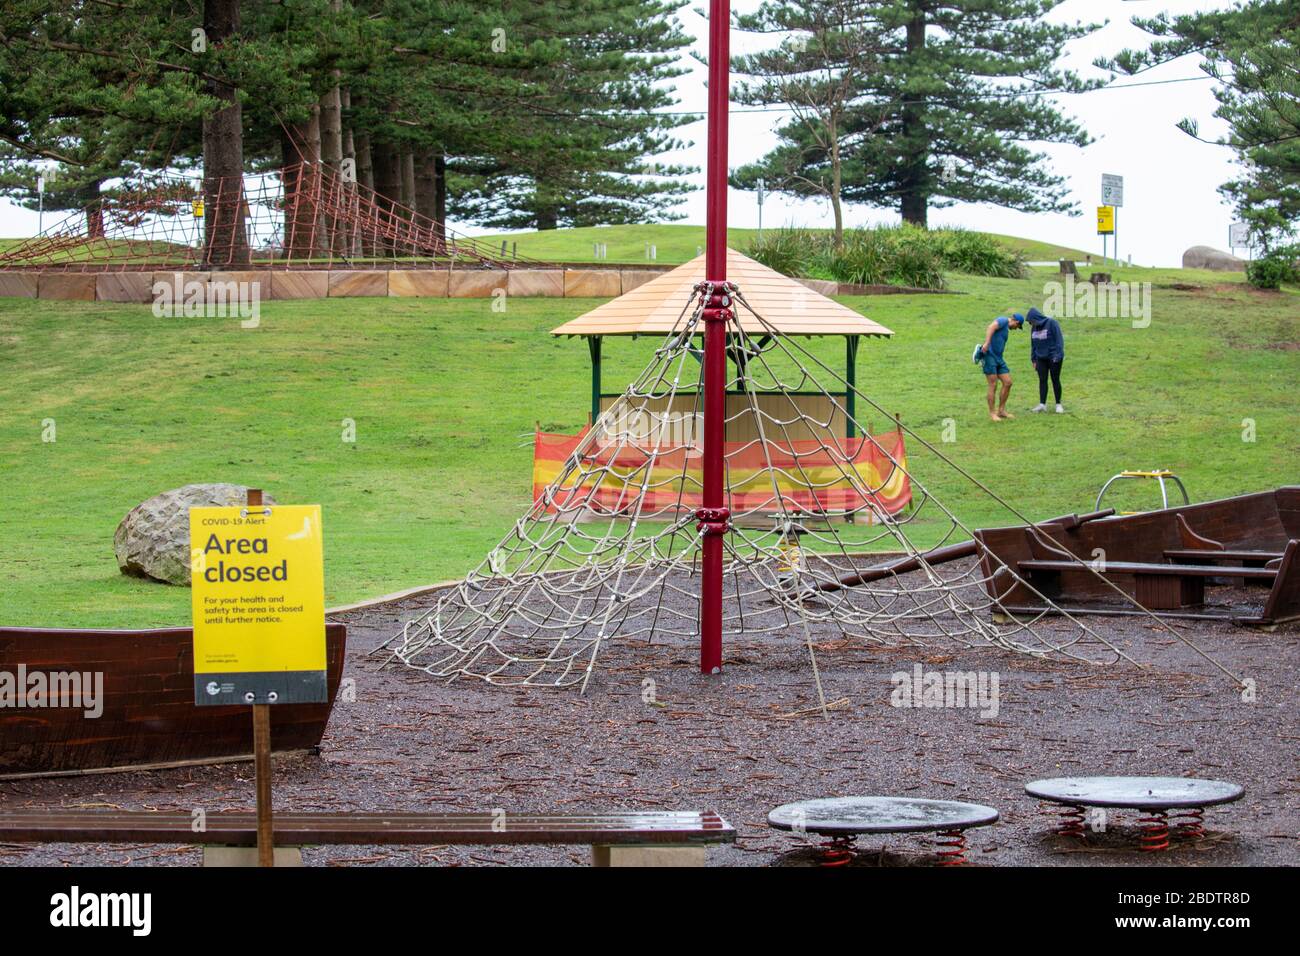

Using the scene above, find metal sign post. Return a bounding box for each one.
[1229,221,1250,260]
[1097,206,1115,262]
[1101,174,1124,266]
[756,178,765,240]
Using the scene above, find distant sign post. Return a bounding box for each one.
[190,492,325,866]
[1101,175,1124,266]
[1229,221,1251,258]
[1100,174,1124,208]
[1097,206,1115,262]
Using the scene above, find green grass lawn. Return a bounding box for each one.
[476,223,1095,266]
[1,264,1296,627]
[983,233,1098,263]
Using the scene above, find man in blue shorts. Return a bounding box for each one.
[974,313,1024,421]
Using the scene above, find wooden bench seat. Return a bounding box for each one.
[1020,560,1276,579]
[0,809,736,867]
[1163,549,1282,563]
[1018,559,1277,610]
[976,498,1300,624]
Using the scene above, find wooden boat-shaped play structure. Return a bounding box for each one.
[974,488,1300,625]
[0,623,346,778]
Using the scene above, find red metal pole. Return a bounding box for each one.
[698,0,731,675]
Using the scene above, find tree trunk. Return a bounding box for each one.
[354,132,373,193]
[400,152,415,209]
[899,9,929,228]
[535,187,558,231]
[371,140,403,254]
[399,152,416,255]
[414,149,441,254]
[279,129,298,262]
[320,91,342,176]
[282,107,322,260]
[355,134,374,256]
[355,133,374,192]
[320,83,344,257]
[829,116,844,249]
[434,153,446,245]
[340,87,360,257]
[202,0,249,267]
[80,181,105,239]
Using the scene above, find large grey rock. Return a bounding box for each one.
[114,484,277,586]
[1182,245,1246,272]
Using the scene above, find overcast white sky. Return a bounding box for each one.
[0,0,1244,266]
[658,0,1244,267]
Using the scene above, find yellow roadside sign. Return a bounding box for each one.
[189,503,326,706]
[1097,206,1115,235]
[192,199,204,218]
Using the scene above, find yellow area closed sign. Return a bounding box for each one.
[1097,206,1115,235]
[189,504,326,706]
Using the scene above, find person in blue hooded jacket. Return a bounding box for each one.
[1025,306,1065,413]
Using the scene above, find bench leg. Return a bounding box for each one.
[591,845,707,867]
[202,846,304,868]
[1135,574,1203,610]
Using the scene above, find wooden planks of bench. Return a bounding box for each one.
[0,810,736,847]
[1163,549,1282,563]
[1019,560,1276,579]
[1019,558,1281,610]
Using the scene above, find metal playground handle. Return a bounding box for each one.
[1096,470,1190,514]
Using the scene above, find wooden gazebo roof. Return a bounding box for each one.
[550,248,893,339]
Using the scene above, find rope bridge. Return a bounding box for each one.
[0,162,520,273]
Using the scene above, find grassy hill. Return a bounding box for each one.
[983,233,1098,263]
[475,223,1095,266]
[0,225,1095,267]
[0,263,1295,627]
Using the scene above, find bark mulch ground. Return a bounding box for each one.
[2,577,1295,867]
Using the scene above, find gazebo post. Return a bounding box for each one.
[845,335,859,439]
[698,0,731,677]
[587,335,603,427]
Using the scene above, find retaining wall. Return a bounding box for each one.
[0,267,951,302]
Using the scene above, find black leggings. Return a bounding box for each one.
[1036,358,1063,404]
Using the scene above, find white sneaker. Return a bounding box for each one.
[1055,404,1065,414]
[1030,404,1047,413]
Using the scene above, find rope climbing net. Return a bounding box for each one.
[384,282,1144,691]
[0,161,519,273]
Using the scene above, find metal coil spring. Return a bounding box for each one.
[1053,803,1088,839]
[1137,809,1170,851]
[1171,806,1206,840]
[816,835,856,867]
[935,829,968,866]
